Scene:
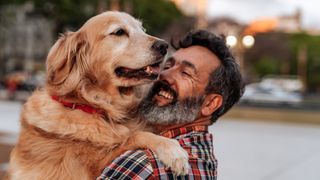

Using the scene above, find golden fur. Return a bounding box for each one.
[7,11,188,180]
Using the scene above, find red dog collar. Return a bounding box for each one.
[51,96,105,116]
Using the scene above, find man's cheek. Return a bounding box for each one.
[179,83,194,99]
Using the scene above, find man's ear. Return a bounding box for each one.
[201,94,223,117]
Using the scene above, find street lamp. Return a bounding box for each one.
[226,35,255,48]
[226,35,238,47]
[242,35,255,48]
[226,34,255,77]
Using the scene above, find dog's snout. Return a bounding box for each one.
[152,40,169,56]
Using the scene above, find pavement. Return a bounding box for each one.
[1,100,320,179]
[210,119,320,180]
[225,105,320,125]
[0,101,20,178]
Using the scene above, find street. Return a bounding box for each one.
[1,100,320,180]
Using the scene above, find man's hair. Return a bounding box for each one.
[171,30,244,123]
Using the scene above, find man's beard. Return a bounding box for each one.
[137,81,205,125]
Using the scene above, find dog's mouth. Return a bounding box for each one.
[115,60,163,96]
[115,61,162,80]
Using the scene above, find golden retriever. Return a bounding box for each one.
[7,11,189,180]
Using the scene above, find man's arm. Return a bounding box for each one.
[97,150,153,180]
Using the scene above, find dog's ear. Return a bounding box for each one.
[46,31,89,88]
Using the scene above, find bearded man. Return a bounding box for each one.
[98,30,244,179]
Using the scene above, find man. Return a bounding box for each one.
[98,30,244,179]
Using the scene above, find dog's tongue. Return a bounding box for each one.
[152,66,160,74]
[122,67,134,73]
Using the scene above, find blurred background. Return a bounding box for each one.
[0,0,319,179]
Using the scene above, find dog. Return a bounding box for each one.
[7,11,189,180]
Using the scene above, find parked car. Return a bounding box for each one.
[0,83,7,99]
[259,75,304,92]
[3,71,45,101]
[240,76,303,105]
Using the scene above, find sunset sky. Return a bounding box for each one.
[208,0,320,29]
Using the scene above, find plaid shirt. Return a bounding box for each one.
[97,126,217,180]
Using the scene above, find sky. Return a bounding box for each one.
[207,0,320,29]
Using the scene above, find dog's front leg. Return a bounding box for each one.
[124,131,190,175]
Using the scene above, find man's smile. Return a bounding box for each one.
[158,89,174,100]
[154,88,175,106]
[149,81,178,106]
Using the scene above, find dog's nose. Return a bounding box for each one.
[152,40,169,56]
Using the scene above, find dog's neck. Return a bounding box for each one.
[51,95,106,117]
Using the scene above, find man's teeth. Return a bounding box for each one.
[158,90,173,100]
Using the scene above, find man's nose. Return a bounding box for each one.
[159,67,175,86]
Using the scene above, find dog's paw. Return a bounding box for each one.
[154,138,189,175]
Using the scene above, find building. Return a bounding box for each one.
[277,9,302,33]
[0,3,54,76]
[207,17,244,37]
[244,9,303,35]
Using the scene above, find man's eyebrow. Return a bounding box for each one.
[182,60,197,74]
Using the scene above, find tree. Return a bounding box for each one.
[129,0,183,35]
[290,33,320,92]
[243,31,320,92]
[244,32,291,80]
[0,0,184,36]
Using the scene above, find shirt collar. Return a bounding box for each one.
[160,126,208,138]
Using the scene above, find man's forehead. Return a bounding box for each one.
[172,45,221,69]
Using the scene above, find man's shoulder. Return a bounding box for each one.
[97,150,155,180]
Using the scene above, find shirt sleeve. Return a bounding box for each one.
[97,150,154,180]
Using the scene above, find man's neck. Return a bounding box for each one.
[154,116,212,134]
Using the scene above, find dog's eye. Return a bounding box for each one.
[111,28,127,36]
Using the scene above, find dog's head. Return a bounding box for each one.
[46,11,168,114]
